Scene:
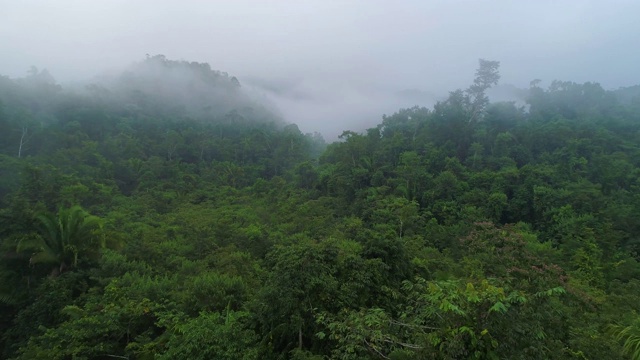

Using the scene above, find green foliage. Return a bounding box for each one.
[157,311,259,360]
[1,57,640,359]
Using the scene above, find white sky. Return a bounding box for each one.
[1,0,639,137]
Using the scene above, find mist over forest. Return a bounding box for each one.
[2,52,640,359]
[4,1,640,359]
[3,1,640,140]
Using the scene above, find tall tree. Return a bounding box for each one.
[467,59,500,123]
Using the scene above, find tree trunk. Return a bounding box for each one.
[18,126,28,158]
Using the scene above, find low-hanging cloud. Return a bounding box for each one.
[243,74,440,139]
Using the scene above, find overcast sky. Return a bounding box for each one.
[1,0,639,137]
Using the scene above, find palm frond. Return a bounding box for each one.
[29,249,60,266]
[35,211,62,252]
[611,321,640,360]
[16,234,48,254]
[0,293,13,305]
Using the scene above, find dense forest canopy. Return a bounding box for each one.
[2,56,640,359]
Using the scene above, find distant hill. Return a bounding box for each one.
[87,55,281,121]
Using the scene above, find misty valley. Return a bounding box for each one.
[3,55,640,359]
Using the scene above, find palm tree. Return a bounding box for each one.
[17,205,104,275]
[611,318,640,360]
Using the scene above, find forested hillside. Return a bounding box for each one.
[2,57,640,359]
